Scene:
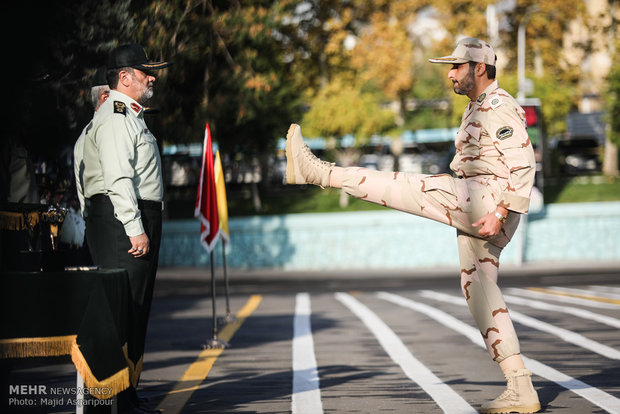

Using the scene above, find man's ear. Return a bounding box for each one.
[99,91,110,106]
[477,63,486,77]
[118,70,132,87]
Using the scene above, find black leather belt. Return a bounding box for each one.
[137,199,163,210]
[90,194,162,210]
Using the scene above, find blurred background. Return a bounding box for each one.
[2,0,619,219]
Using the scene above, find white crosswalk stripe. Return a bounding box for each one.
[292,292,323,414]
[419,290,620,360]
[379,291,620,413]
[287,287,620,413]
[336,292,477,414]
[590,285,620,296]
[502,293,620,329]
[507,287,620,309]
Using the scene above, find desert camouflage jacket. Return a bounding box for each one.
[450,80,536,214]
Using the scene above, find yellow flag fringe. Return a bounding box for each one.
[122,343,143,388]
[0,335,75,358]
[70,340,130,399]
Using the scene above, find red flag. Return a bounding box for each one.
[194,123,220,252]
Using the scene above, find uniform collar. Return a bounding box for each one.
[473,80,499,106]
[108,90,144,117]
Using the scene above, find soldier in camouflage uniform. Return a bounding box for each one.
[285,37,541,413]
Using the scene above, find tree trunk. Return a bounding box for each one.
[603,137,619,176]
[251,181,262,213]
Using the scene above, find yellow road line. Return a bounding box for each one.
[156,294,262,413]
[526,287,620,305]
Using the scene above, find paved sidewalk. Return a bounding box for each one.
[154,261,620,296]
[157,260,620,281]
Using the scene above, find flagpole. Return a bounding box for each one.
[221,242,236,324]
[203,250,228,349]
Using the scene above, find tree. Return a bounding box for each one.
[600,1,620,175]
[276,0,378,93]
[302,76,395,141]
[431,0,491,42]
[351,12,414,122]
[499,0,585,84]
[129,0,306,212]
[5,0,134,157]
[604,38,620,175]
[132,0,302,156]
[283,0,429,138]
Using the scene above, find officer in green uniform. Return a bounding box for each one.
[81,44,169,414]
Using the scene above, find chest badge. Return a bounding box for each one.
[496,126,514,140]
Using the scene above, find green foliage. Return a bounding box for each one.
[403,58,455,130]
[500,73,577,139]
[499,0,586,83]
[351,13,414,101]
[544,176,620,204]
[411,60,448,100]
[227,186,388,216]
[9,0,609,181]
[532,75,577,138]
[431,0,492,41]
[301,77,395,141]
[131,0,303,157]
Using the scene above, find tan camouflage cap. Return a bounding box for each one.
[429,37,496,65]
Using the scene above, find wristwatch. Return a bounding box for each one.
[494,211,507,224]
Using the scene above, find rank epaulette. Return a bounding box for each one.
[113,101,127,115]
[489,95,503,110]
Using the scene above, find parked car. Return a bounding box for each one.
[552,138,601,175]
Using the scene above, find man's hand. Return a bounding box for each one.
[129,233,149,257]
[472,207,508,238]
[472,212,502,238]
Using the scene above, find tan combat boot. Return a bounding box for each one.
[285,124,334,187]
[480,369,541,413]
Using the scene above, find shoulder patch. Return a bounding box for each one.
[113,101,127,115]
[489,96,503,110]
[496,126,513,140]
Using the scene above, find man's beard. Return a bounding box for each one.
[137,83,154,104]
[453,66,475,95]
[131,75,154,104]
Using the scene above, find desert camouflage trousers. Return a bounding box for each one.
[340,167,522,362]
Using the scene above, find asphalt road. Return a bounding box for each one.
[3,263,620,414]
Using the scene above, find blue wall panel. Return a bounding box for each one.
[160,202,620,270]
